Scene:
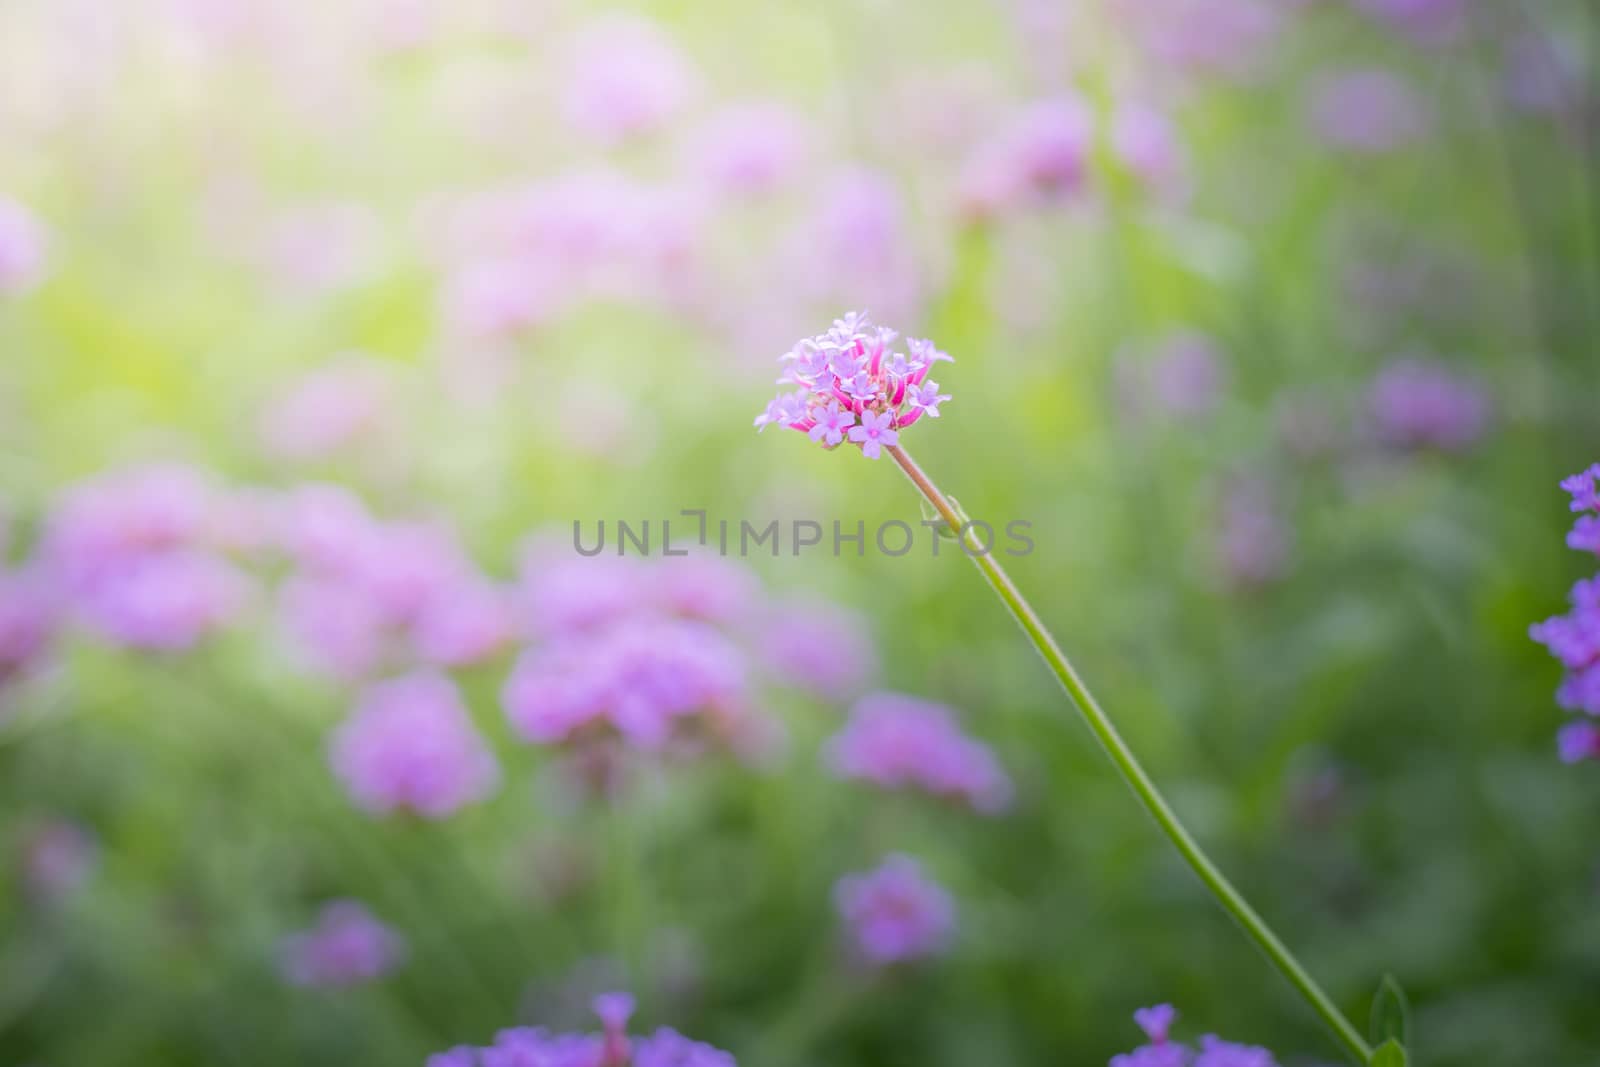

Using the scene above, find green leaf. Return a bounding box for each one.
[1369,974,1412,1049]
[1370,1038,1408,1067]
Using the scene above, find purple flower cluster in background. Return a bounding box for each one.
[755,312,951,459]
[280,899,407,987]
[1531,464,1600,763]
[330,672,501,818]
[429,992,736,1067]
[1110,1004,1279,1067]
[833,854,956,967]
[1367,358,1490,452]
[826,692,1013,813]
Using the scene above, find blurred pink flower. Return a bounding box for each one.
[1351,0,1465,46]
[687,100,811,197]
[1367,358,1490,451]
[561,16,698,145]
[834,854,956,966]
[1113,102,1188,197]
[0,571,57,692]
[330,672,500,817]
[1217,478,1291,590]
[1310,69,1430,154]
[280,900,406,986]
[258,355,395,462]
[759,598,877,701]
[960,96,1094,218]
[826,692,1013,813]
[0,195,49,293]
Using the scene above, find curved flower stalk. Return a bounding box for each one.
[756,313,1376,1066]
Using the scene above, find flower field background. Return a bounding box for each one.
[2,1,1598,1064]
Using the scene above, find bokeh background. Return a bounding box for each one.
[2,0,1598,1064]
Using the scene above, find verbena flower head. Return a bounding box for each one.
[1310,69,1430,155]
[1110,1005,1280,1067]
[1367,358,1490,452]
[429,991,737,1067]
[755,312,951,459]
[759,598,877,701]
[834,853,956,966]
[330,672,500,818]
[503,618,755,755]
[560,16,698,145]
[280,900,406,987]
[826,692,1013,812]
[1532,465,1600,747]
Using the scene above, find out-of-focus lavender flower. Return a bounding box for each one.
[560,16,697,145]
[1114,0,1285,83]
[1110,1005,1281,1067]
[1216,478,1291,590]
[40,464,251,650]
[834,854,956,966]
[686,101,810,197]
[1116,332,1227,423]
[280,900,406,987]
[503,617,754,755]
[432,992,737,1067]
[758,598,877,701]
[275,495,512,677]
[1351,0,1465,46]
[519,544,648,638]
[1503,32,1586,118]
[1,571,57,692]
[1557,721,1600,764]
[651,554,758,626]
[959,96,1094,219]
[1112,102,1188,198]
[755,312,950,459]
[782,173,923,327]
[330,672,500,818]
[1310,69,1429,154]
[1367,359,1490,452]
[0,195,49,293]
[258,355,395,462]
[826,692,1013,813]
[19,819,97,902]
[76,549,250,651]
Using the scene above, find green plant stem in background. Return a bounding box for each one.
[885,444,1375,1066]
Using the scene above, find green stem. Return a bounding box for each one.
[886,443,1373,1066]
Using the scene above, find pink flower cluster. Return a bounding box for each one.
[754,312,951,459]
[37,464,252,652]
[429,992,737,1067]
[1367,358,1491,452]
[329,672,501,818]
[505,551,784,774]
[833,854,957,966]
[279,900,406,987]
[274,485,514,680]
[1111,1004,1279,1067]
[437,168,703,341]
[18,819,98,903]
[1531,464,1600,763]
[826,692,1013,813]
